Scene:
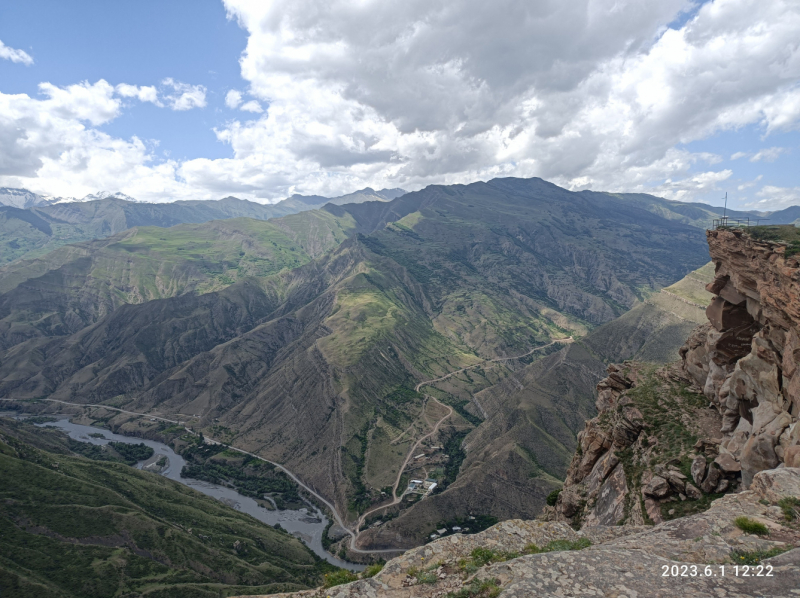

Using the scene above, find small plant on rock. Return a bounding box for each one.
[734,516,769,536]
[362,562,384,578]
[323,569,358,588]
[445,578,502,598]
[778,497,800,522]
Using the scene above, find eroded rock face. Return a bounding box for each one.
[680,229,800,487]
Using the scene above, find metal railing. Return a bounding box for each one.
[712,216,770,229]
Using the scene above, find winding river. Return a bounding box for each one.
[32,417,363,571]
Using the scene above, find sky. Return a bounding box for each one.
[0,0,798,209]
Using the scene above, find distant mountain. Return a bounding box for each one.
[0,187,50,209]
[0,176,714,550]
[0,188,406,265]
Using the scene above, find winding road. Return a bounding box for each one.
[0,337,573,555]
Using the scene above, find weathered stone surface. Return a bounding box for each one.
[685,482,702,499]
[585,463,627,526]
[700,464,722,494]
[690,455,707,485]
[750,466,800,503]
[706,296,754,332]
[714,449,741,473]
[785,445,800,468]
[644,475,670,498]
[741,434,780,487]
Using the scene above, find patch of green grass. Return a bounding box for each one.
[734,516,769,536]
[730,545,792,565]
[323,569,359,588]
[362,562,384,578]
[778,497,800,521]
[662,493,724,521]
[747,225,800,257]
[445,578,502,598]
[407,564,439,584]
[0,418,333,597]
[524,537,592,554]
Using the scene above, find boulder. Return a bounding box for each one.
[643,475,670,498]
[785,445,800,469]
[714,449,741,473]
[664,471,686,494]
[690,456,707,486]
[740,434,780,488]
[644,497,663,524]
[750,467,800,503]
[684,483,702,500]
[700,464,722,494]
[715,478,730,493]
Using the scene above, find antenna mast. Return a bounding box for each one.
[722,192,727,219]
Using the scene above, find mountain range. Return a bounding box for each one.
[0,176,730,550]
[0,187,404,265]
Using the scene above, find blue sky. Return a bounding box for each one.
[0,0,798,208]
[0,0,249,162]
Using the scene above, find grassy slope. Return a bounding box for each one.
[0,418,330,598]
[0,213,354,352]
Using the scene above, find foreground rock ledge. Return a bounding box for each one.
[237,468,800,598]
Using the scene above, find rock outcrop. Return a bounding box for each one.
[241,467,800,598]
[551,362,739,528]
[681,228,800,487]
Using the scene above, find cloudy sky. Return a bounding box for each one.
[0,0,798,208]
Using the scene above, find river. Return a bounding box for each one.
[27,417,363,571]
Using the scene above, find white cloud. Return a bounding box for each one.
[2,0,800,204]
[162,78,207,111]
[749,146,787,162]
[225,89,243,108]
[116,83,161,106]
[240,99,263,113]
[747,185,800,210]
[0,39,33,65]
[738,174,763,191]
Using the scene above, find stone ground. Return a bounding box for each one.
[237,468,800,598]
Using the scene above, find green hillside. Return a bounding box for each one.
[0,212,354,351]
[0,418,331,598]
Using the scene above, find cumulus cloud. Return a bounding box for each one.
[162,78,207,111]
[0,39,33,65]
[747,185,800,210]
[240,99,263,113]
[225,89,243,108]
[116,83,161,105]
[2,0,800,206]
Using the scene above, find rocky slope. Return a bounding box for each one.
[682,228,800,483]
[238,467,800,598]
[551,226,800,530]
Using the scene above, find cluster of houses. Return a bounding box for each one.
[429,516,477,540]
[407,478,437,494]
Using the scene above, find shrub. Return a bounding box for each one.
[546,488,562,506]
[362,562,384,578]
[323,569,358,588]
[734,516,769,536]
[778,497,800,521]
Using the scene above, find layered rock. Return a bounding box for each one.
[681,229,800,486]
[552,363,740,527]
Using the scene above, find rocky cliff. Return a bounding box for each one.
[552,227,800,530]
[682,228,800,484]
